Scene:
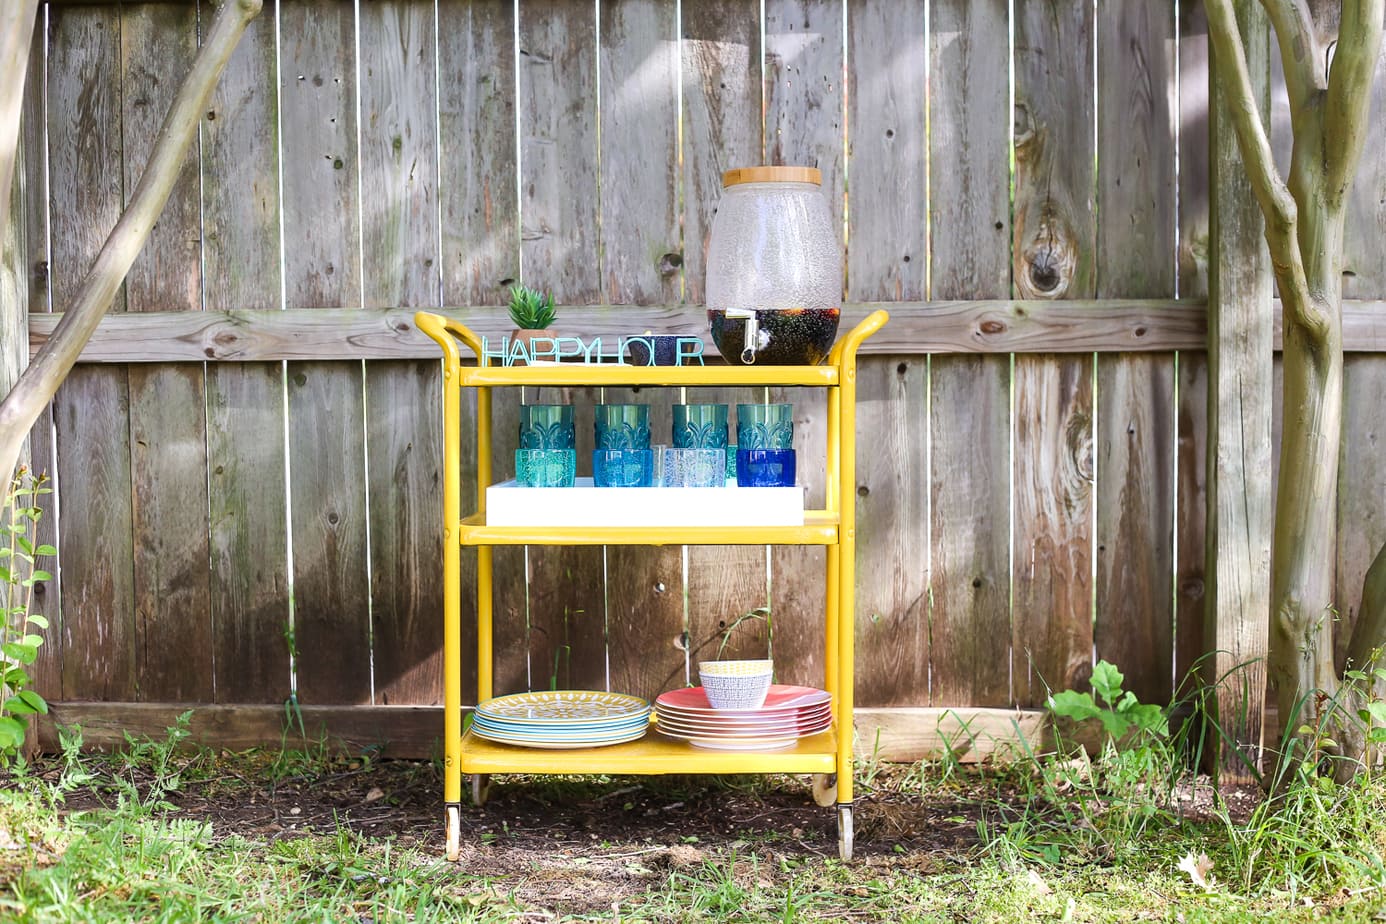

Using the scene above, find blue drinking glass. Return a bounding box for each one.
[514,449,576,487]
[736,448,796,487]
[593,449,655,487]
[660,448,726,487]
[518,404,575,450]
[672,404,729,449]
[736,403,794,450]
[594,404,651,451]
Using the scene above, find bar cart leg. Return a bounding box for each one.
[470,773,491,807]
[812,773,837,807]
[446,803,461,861]
[837,803,854,861]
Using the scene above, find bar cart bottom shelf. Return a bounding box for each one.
[448,727,854,859]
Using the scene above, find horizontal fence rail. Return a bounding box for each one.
[26,300,1386,363]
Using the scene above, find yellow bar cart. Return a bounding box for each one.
[416,309,888,861]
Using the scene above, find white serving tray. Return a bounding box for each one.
[486,477,805,527]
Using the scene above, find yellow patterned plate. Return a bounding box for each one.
[475,690,650,726]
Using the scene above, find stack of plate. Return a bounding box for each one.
[471,690,650,749]
[654,684,832,750]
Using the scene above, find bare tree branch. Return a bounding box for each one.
[1347,539,1386,677]
[0,0,263,485]
[0,1,40,253]
[1207,0,1319,339]
[1260,0,1327,111]
[1324,0,1386,205]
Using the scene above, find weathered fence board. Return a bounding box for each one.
[19,17,62,703]
[764,0,841,689]
[517,0,605,694]
[1093,2,1177,707]
[1175,1,1211,692]
[846,0,928,709]
[1207,0,1273,782]
[202,8,290,704]
[435,0,511,702]
[926,0,1011,708]
[1333,35,1386,671]
[280,0,372,705]
[1011,0,1097,706]
[599,0,686,702]
[48,4,138,703]
[680,0,769,680]
[360,0,445,707]
[123,3,214,704]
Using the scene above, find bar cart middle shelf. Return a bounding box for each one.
[416,309,889,862]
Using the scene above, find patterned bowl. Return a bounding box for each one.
[698,659,773,710]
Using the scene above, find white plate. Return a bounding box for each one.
[475,690,650,725]
[654,684,830,716]
[471,726,647,749]
[653,709,830,732]
[655,717,831,740]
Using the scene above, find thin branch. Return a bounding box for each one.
[1323,0,1386,204]
[1207,0,1321,340]
[1260,0,1326,111]
[1346,539,1386,678]
[0,0,263,485]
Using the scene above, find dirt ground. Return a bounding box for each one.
[35,755,1261,918]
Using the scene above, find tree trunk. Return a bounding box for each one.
[1269,292,1344,750]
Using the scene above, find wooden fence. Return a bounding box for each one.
[6,0,1386,757]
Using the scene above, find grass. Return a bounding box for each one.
[1,717,1385,922]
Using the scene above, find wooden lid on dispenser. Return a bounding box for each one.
[721,165,821,187]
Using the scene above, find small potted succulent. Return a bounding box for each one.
[507,284,557,364]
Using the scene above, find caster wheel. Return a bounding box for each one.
[837,804,854,861]
[812,773,837,807]
[446,804,461,861]
[470,773,491,807]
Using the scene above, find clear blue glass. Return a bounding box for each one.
[672,404,729,449]
[725,444,738,482]
[660,448,726,487]
[736,403,794,450]
[593,449,655,487]
[515,449,576,487]
[736,448,796,487]
[594,404,651,451]
[518,404,574,450]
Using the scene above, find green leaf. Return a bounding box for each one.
[30,570,51,583]
[1,642,37,664]
[3,666,30,687]
[25,614,47,630]
[15,535,33,556]
[1097,710,1134,738]
[0,565,10,583]
[1365,702,1386,725]
[1047,690,1102,723]
[0,717,24,749]
[35,545,56,557]
[1368,728,1386,744]
[18,690,46,714]
[1125,703,1169,736]
[21,634,43,648]
[1089,661,1126,705]
[3,696,36,717]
